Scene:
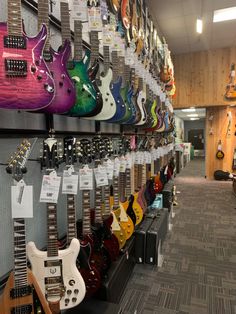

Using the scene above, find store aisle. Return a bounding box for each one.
[119,159,236,314]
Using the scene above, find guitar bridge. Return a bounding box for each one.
[46,282,66,298]
[5,59,27,77]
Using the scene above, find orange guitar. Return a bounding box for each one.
[225,63,236,100]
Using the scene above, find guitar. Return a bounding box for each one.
[27,137,86,311]
[37,0,76,114]
[0,0,55,110]
[0,140,52,314]
[225,63,236,100]
[135,76,148,125]
[216,140,225,160]
[63,136,101,298]
[106,0,121,14]
[60,2,100,117]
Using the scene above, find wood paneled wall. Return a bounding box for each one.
[173,47,236,108]
[205,106,236,179]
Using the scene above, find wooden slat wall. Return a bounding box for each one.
[173,47,236,108]
[205,107,236,179]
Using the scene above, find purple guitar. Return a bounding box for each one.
[0,0,55,110]
[37,0,76,113]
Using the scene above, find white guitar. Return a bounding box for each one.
[135,85,147,125]
[26,138,86,311]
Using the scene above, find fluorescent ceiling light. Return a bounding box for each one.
[196,19,203,33]
[213,7,236,22]
[181,108,196,112]
[187,114,198,117]
[190,118,200,120]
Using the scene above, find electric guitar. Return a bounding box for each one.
[135,76,148,125]
[63,136,101,299]
[0,140,52,314]
[0,0,55,110]
[27,137,86,311]
[60,1,100,117]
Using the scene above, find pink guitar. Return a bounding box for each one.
[37,0,76,113]
[0,0,55,110]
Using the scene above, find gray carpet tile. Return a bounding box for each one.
[119,159,236,314]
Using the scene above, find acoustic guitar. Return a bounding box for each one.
[0,140,52,314]
[225,63,236,100]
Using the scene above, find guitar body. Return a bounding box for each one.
[137,185,147,213]
[121,0,130,29]
[68,51,98,116]
[124,85,137,124]
[120,199,137,226]
[0,23,55,110]
[40,40,76,113]
[163,110,170,131]
[119,84,132,123]
[144,178,156,206]
[129,193,143,225]
[87,60,103,116]
[225,84,236,100]
[27,238,86,310]
[113,205,134,240]
[141,97,153,128]
[86,68,116,120]
[111,212,127,249]
[107,76,127,122]
[107,0,120,14]
[135,90,147,125]
[0,269,52,314]
[78,240,102,298]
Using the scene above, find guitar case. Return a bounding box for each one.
[161,179,174,211]
[98,236,135,304]
[145,210,169,265]
[134,217,154,264]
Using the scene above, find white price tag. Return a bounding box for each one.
[88,6,103,31]
[139,152,144,164]
[79,166,93,190]
[126,155,132,169]
[103,27,113,46]
[134,152,140,164]
[144,152,151,164]
[120,157,127,173]
[112,32,121,51]
[114,157,120,177]
[94,166,108,187]
[11,181,33,218]
[70,0,88,22]
[104,159,114,180]
[40,172,61,204]
[62,170,79,195]
[151,149,156,161]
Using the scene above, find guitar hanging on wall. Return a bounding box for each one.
[0,140,52,314]
[216,140,225,160]
[225,63,236,101]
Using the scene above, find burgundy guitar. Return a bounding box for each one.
[64,137,101,299]
[37,0,76,113]
[0,0,55,110]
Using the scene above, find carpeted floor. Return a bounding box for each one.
[119,158,236,314]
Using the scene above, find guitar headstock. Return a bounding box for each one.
[91,136,106,160]
[77,139,92,164]
[6,139,31,182]
[40,137,63,170]
[63,136,77,166]
[112,137,122,156]
[103,137,113,156]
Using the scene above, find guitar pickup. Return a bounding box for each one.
[4,35,26,49]
[5,59,27,77]
[11,304,32,314]
[10,285,32,299]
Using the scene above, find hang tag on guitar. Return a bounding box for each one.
[70,0,88,22]
[40,171,61,204]
[11,180,33,218]
[94,166,108,187]
[88,6,103,31]
[79,165,93,190]
[114,157,120,177]
[62,168,79,195]
[126,154,132,169]
[104,159,114,180]
[103,26,113,46]
[120,157,127,173]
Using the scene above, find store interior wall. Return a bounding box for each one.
[184,119,206,146]
[174,115,184,144]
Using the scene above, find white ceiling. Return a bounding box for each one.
[146,0,236,54]
[174,108,206,120]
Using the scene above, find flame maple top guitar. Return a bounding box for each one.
[36,0,76,114]
[60,1,102,117]
[27,137,86,311]
[0,140,52,314]
[63,136,101,299]
[0,0,55,110]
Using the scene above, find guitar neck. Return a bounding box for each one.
[74,20,83,61]
[125,168,132,197]
[119,171,126,202]
[113,175,120,208]
[103,45,110,74]
[8,0,22,35]
[60,1,72,60]
[90,30,100,66]
[13,218,28,288]
[38,0,50,51]
[111,51,119,80]
[47,203,59,257]
[103,185,111,218]
[82,190,92,235]
[67,194,77,245]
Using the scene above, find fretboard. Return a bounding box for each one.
[67,194,77,245]
[125,168,132,197]
[90,30,100,66]
[60,1,72,61]
[103,185,111,218]
[13,218,28,288]
[113,175,120,209]
[111,51,119,81]
[119,171,126,203]
[47,203,58,257]
[94,186,103,224]
[82,190,91,235]
[38,0,50,51]
[74,20,83,61]
[137,164,143,190]
[103,45,110,75]
[8,0,22,35]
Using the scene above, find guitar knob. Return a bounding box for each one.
[37,75,42,80]
[61,74,65,79]
[31,66,36,73]
[65,298,70,305]
[59,81,63,87]
[67,289,72,295]
[72,297,77,303]
[44,84,54,93]
[105,98,108,101]
[69,279,75,286]
[74,289,79,294]
[67,88,71,94]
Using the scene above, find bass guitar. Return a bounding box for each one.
[0,140,52,314]
[27,138,86,311]
[0,0,55,110]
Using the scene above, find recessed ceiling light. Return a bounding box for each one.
[190,118,200,121]
[196,19,203,33]
[187,114,198,117]
[213,7,236,23]
[181,108,196,112]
